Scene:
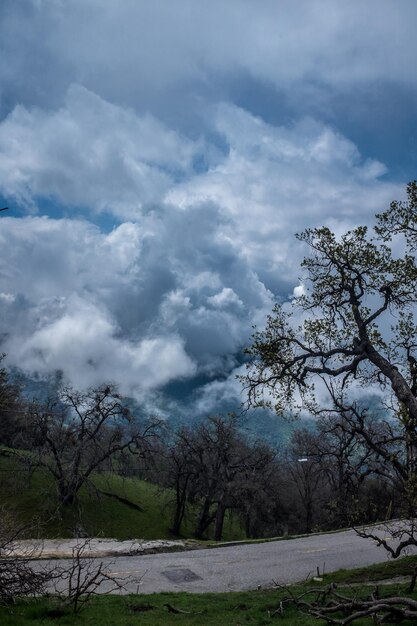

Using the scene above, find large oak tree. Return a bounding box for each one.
[245,182,417,554]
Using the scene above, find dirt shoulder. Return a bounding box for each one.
[10,538,194,559]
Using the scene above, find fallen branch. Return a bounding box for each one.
[165,603,203,615]
[280,583,417,625]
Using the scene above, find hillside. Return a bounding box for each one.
[0,451,245,541]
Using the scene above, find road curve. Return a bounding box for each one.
[42,527,416,594]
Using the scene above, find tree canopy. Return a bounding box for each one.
[245,181,417,422]
[244,181,417,560]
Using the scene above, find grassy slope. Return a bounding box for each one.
[0,453,244,541]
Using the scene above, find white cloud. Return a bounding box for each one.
[0,93,404,406]
[0,216,144,300]
[0,0,413,420]
[192,364,247,416]
[0,85,199,217]
[4,292,196,395]
[292,284,305,299]
[0,213,271,390]
[169,105,400,284]
[207,287,243,310]
[0,292,15,303]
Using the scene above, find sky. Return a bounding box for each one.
[0,0,416,423]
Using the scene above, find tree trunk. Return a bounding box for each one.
[214,502,226,541]
[171,477,188,536]
[366,343,417,421]
[245,510,252,538]
[194,497,214,539]
[58,478,81,506]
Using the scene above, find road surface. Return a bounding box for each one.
[40,527,416,594]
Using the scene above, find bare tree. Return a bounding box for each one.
[232,442,284,539]
[286,429,325,534]
[175,416,243,540]
[164,431,197,536]
[55,539,139,613]
[0,507,51,603]
[289,413,385,530]
[163,416,280,540]
[314,414,374,526]
[0,355,25,448]
[21,384,158,506]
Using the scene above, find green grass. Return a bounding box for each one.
[1,583,416,626]
[0,452,245,542]
[0,591,330,626]
[325,553,417,584]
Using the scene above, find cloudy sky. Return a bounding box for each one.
[0,0,416,421]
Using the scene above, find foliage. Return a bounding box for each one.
[245,212,417,418]
[245,182,417,549]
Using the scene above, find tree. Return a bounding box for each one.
[163,416,279,540]
[285,429,325,534]
[244,182,417,555]
[54,539,137,614]
[0,356,25,447]
[21,384,157,506]
[311,414,374,526]
[232,441,283,539]
[0,507,52,603]
[287,416,390,532]
[177,416,246,541]
[164,428,197,536]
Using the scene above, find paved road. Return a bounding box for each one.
[41,527,416,594]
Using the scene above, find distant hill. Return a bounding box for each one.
[8,367,387,448]
[9,367,300,445]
